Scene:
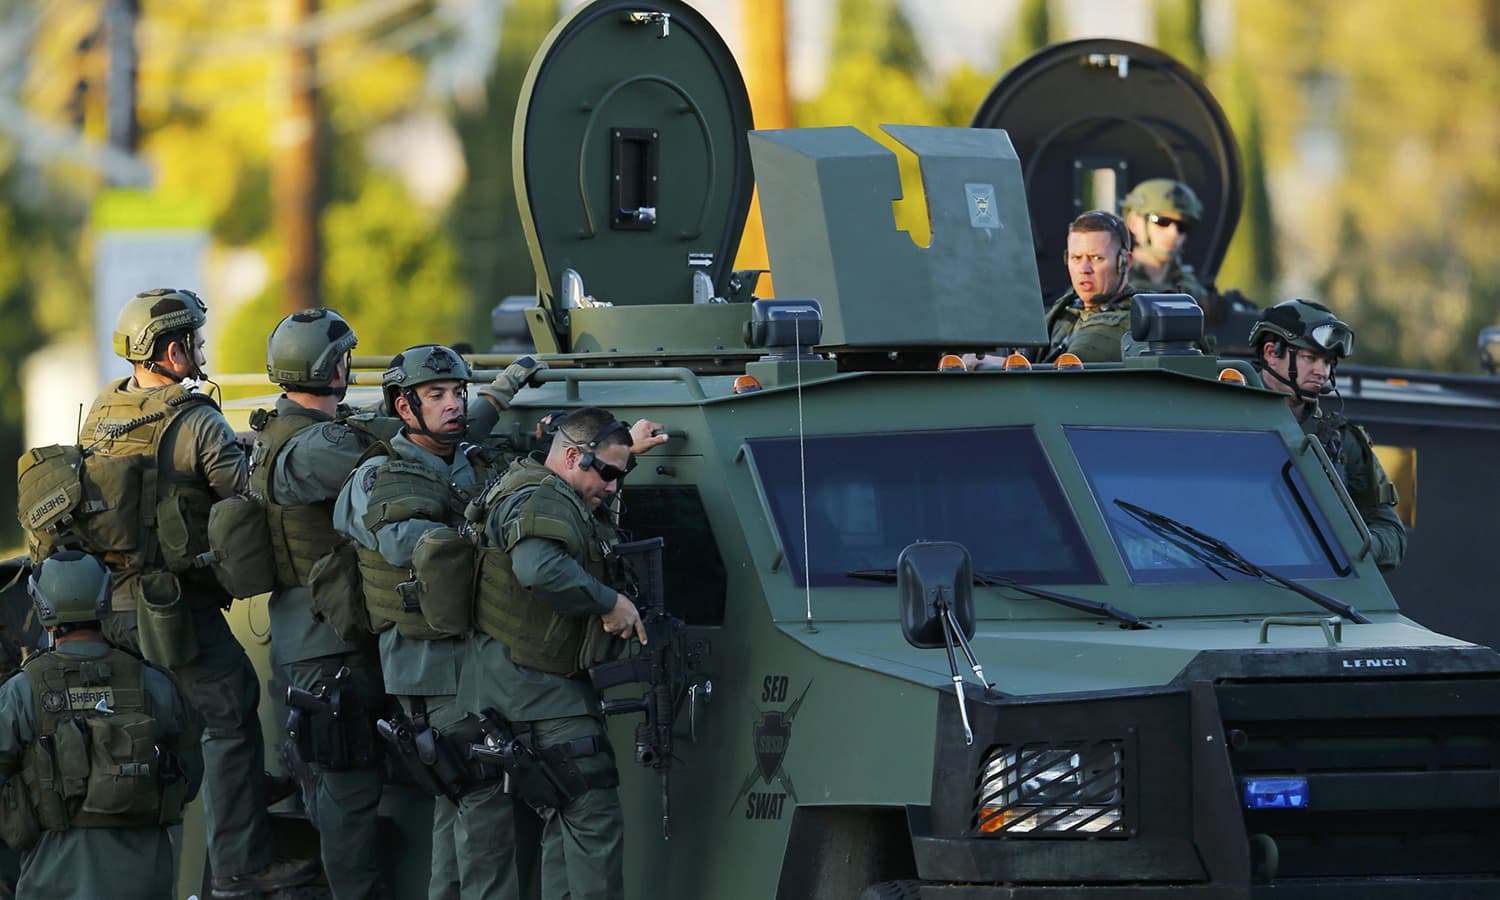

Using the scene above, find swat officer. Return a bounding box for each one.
[1120,178,1207,301]
[253,308,400,898]
[1250,300,1406,570]
[1040,211,1140,362]
[459,406,667,900]
[0,551,203,900]
[333,344,526,900]
[82,288,317,896]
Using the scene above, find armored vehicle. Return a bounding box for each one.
[363,4,1500,897]
[973,38,1500,651]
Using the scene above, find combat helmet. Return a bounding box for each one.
[1249,299,1355,360]
[382,344,472,443]
[27,551,112,628]
[1121,178,1204,223]
[112,288,209,363]
[267,307,358,395]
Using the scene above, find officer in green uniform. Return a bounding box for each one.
[1120,178,1207,301]
[1250,300,1407,571]
[83,289,318,896]
[460,406,667,900]
[1041,211,1140,363]
[333,344,526,900]
[0,551,203,900]
[254,308,399,898]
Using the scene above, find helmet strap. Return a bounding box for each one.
[400,387,466,445]
[1257,340,1328,404]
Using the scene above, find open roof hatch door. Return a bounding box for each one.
[972,39,1243,303]
[513,0,755,355]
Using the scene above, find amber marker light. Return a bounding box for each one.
[1217,368,1248,385]
[1053,353,1084,370]
[938,354,967,372]
[1002,352,1032,371]
[732,374,763,394]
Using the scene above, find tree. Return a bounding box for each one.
[1152,0,1206,75]
[831,0,927,77]
[448,0,560,346]
[1214,55,1278,304]
[1000,0,1054,71]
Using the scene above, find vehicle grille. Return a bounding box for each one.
[1218,678,1500,878]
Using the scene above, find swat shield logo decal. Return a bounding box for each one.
[732,679,811,821]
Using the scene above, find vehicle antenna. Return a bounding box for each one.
[795,316,815,633]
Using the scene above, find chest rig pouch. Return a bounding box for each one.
[357,449,478,640]
[17,649,185,835]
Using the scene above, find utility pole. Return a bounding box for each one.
[272,0,323,312]
[104,0,139,161]
[738,0,790,293]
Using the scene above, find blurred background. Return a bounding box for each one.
[1,0,1497,550]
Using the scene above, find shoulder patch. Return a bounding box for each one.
[362,466,379,492]
[41,689,66,713]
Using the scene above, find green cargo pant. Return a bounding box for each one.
[397,694,467,900]
[285,652,385,900]
[532,716,624,900]
[103,605,271,880]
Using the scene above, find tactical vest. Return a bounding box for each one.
[19,648,184,830]
[251,408,402,590]
[474,462,614,675]
[52,379,220,589]
[1043,290,1137,363]
[357,441,499,639]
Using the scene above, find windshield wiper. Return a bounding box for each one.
[846,569,1148,630]
[1112,499,1371,625]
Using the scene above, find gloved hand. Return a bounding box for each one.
[477,356,546,411]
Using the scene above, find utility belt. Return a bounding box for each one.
[466,708,618,811]
[284,662,380,772]
[375,699,500,801]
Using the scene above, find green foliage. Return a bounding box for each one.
[1152,0,1206,74]
[1214,55,1278,303]
[220,175,466,375]
[934,65,998,127]
[800,55,938,243]
[448,0,560,344]
[832,0,927,77]
[1236,0,1500,371]
[0,167,69,547]
[1001,0,1054,70]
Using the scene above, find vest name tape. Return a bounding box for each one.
[67,685,114,712]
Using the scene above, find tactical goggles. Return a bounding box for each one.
[1147,213,1192,234]
[1308,322,1354,357]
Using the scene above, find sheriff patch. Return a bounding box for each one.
[67,686,114,712]
[40,690,67,713]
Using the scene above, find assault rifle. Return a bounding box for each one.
[590,536,703,839]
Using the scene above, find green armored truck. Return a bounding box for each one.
[363,4,1499,897]
[183,3,1499,898]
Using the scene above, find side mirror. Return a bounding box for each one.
[897,541,974,649]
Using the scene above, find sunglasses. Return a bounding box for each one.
[580,453,636,483]
[1147,213,1192,234]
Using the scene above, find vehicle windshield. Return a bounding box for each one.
[746,428,1100,587]
[1066,427,1349,584]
